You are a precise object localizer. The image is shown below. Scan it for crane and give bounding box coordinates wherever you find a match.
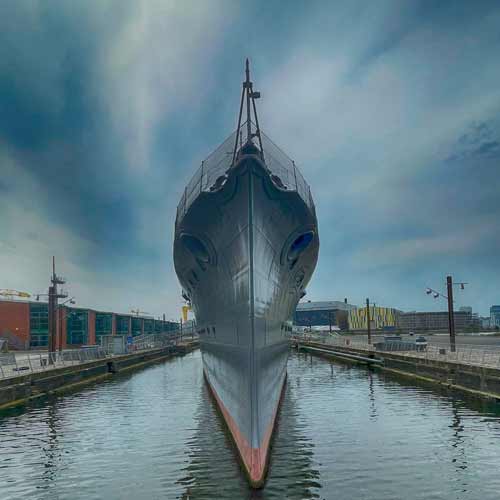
[131,308,150,317]
[0,289,31,300]
[182,304,192,323]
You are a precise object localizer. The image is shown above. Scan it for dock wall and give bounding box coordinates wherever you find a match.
[0,342,199,410]
[296,341,500,401]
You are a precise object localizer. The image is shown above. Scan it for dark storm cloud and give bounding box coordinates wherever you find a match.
[0,1,135,257]
[1,0,499,316]
[0,0,237,315]
[447,122,500,162]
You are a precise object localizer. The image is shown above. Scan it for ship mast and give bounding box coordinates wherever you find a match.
[232,59,264,164]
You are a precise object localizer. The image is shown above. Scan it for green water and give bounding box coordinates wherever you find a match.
[1,350,500,499]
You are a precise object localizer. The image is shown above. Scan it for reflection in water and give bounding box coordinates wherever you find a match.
[41,402,60,485]
[367,371,378,421]
[1,350,500,499]
[178,379,321,499]
[175,382,248,498]
[450,398,469,497]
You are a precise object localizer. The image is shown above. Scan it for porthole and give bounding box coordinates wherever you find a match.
[181,234,210,263]
[287,231,314,262]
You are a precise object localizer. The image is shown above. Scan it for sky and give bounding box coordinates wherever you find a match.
[0,0,499,319]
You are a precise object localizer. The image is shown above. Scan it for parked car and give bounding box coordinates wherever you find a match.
[415,336,427,351]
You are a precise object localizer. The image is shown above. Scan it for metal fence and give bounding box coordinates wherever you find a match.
[0,347,108,379]
[293,334,500,369]
[0,331,198,380]
[176,120,314,222]
[126,333,179,352]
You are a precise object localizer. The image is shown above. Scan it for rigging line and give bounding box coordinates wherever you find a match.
[245,58,252,143]
[251,94,264,161]
[232,84,245,164]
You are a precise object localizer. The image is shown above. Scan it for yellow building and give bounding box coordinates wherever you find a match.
[348,306,400,331]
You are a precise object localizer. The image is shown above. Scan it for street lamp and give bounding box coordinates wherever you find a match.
[57,297,76,352]
[425,276,467,353]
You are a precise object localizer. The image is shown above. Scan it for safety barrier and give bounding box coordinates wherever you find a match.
[292,334,500,369]
[0,331,199,380]
[0,347,107,379]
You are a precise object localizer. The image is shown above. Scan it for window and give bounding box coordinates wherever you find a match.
[116,316,130,335]
[131,317,142,336]
[96,313,112,341]
[30,303,49,347]
[144,319,154,334]
[67,309,88,345]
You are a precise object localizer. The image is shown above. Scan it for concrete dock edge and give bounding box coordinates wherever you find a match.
[0,342,199,411]
[295,341,500,402]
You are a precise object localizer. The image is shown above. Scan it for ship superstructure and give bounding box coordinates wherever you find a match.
[173,60,319,486]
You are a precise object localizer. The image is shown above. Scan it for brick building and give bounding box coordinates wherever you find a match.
[0,299,178,350]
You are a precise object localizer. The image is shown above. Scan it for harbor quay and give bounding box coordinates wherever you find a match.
[293,334,500,401]
[2,344,500,499]
[0,335,199,410]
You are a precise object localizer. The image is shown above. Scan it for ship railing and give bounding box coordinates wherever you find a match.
[176,121,315,221]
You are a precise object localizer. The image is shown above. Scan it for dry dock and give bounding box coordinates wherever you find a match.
[293,337,500,401]
[0,341,199,410]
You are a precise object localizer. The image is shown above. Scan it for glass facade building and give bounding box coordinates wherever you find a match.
[2,300,183,350]
[95,313,112,342]
[491,306,500,328]
[143,319,154,334]
[115,315,130,336]
[29,303,49,347]
[131,317,142,337]
[66,308,88,345]
[154,320,162,334]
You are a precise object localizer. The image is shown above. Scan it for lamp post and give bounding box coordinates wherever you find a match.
[366,298,371,345]
[446,276,456,354]
[57,297,76,353]
[425,276,468,353]
[48,257,67,362]
[36,258,73,363]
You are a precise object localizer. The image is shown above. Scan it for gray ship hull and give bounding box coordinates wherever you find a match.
[174,144,319,486]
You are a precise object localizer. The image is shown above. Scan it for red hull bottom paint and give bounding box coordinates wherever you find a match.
[204,369,287,488]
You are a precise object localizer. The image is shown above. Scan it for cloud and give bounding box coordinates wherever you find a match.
[1,0,499,317]
[447,121,500,161]
[0,1,238,317]
[252,1,500,313]
[349,219,499,271]
[97,0,236,171]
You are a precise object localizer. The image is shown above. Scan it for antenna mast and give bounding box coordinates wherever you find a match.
[232,59,264,164]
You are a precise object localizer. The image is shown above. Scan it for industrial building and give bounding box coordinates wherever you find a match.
[294,300,356,330]
[0,299,179,350]
[348,306,401,331]
[398,310,480,332]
